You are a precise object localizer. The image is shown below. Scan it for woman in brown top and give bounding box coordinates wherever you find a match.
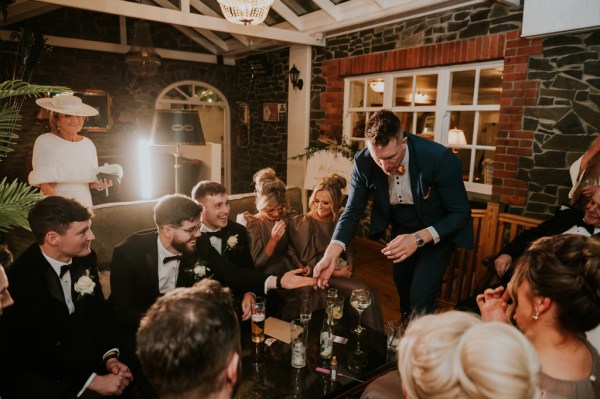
[237,168,318,319]
[288,173,383,333]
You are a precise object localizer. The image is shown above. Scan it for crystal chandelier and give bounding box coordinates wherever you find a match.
[217,0,274,25]
[125,20,161,78]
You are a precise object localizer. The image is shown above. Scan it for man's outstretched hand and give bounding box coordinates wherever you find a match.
[313,243,344,289]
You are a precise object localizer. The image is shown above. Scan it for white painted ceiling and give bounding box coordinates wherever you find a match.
[3,0,518,64]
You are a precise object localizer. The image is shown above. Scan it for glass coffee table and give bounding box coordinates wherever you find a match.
[235,307,395,399]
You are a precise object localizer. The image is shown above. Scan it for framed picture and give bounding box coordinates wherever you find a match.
[79,89,112,131]
[263,102,279,122]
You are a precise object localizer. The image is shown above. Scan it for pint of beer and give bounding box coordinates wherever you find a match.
[251,297,266,343]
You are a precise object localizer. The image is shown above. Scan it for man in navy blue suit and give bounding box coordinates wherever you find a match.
[314,110,473,316]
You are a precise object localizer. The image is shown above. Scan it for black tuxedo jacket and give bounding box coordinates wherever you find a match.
[500,207,587,259]
[198,220,255,270]
[110,229,266,361]
[0,245,114,398]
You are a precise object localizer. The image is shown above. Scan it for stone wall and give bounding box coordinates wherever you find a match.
[309,2,600,219]
[1,8,237,202]
[231,51,291,194]
[517,32,600,217]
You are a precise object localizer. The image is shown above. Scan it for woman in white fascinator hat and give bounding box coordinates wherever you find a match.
[29,94,121,207]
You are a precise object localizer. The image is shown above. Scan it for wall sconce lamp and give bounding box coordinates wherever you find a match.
[289,64,303,90]
[448,127,467,153]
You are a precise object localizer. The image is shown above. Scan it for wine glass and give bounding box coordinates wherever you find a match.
[350,289,371,335]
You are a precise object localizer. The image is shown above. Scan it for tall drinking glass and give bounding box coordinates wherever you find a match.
[300,294,311,324]
[290,319,307,368]
[350,289,371,335]
[251,297,266,343]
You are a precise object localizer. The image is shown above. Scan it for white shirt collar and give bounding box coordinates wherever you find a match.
[41,251,72,277]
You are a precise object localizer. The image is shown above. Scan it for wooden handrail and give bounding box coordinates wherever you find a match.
[438,203,542,308]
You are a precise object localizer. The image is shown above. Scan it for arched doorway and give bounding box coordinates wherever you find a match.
[155,80,231,191]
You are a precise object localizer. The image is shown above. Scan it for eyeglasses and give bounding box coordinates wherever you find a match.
[170,225,201,235]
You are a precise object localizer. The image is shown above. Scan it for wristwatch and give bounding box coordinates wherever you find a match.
[414,232,425,248]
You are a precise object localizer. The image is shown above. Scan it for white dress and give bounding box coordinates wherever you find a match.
[29,133,99,207]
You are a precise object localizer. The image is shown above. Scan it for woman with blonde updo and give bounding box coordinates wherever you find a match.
[237,168,315,319]
[478,234,600,398]
[288,173,383,332]
[362,311,541,399]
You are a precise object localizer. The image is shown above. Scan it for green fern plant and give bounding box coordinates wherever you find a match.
[0,80,69,232]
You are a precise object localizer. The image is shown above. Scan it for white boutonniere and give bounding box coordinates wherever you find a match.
[224,234,239,253]
[186,260,212,282]
[74,269,96,297]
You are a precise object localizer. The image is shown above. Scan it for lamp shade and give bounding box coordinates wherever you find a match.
[150,110,206,145]
[448,128,467,146]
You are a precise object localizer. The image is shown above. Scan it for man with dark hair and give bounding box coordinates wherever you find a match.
[314,110,473,316]
[192,181,254,270]
[137,279,240,399]
[193,181,256,319]
[0,196,132,399]
[111,194,312,398]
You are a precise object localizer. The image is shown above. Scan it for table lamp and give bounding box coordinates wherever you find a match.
[448,127,467,153]
[150,109,206,193]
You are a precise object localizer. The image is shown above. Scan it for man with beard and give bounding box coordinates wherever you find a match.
[0,196,132,399]
[136,279,240,399]
[110,194,313,399]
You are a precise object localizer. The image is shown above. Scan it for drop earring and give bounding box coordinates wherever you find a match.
[533,312,539,321]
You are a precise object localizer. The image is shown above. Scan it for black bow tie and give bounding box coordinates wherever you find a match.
[204,230,223,239]
[575,219,596,235]
[163,255,185,264]
[59,264,71,278]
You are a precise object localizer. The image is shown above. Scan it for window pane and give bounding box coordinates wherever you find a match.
[475,149,495,184]
[478,68,502,105]
[449,111,475,145]
[394,76,413,106]
[415,74,437,105]
[416,112,435,134]
[350,112,366,140]
[477,111,499,146]
[454,148,471,182]
[349,81,364,107]
[450,70,475,105]
[367,78,384,107]
[395,112,414,134]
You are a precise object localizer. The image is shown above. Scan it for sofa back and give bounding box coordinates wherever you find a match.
[7,187,303,271]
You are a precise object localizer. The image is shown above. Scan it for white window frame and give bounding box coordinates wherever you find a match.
[343,60,503,195]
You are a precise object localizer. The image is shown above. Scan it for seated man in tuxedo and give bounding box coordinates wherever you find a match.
[193,180,257,320]
[136,279,240,399]
[458,188,600,312]
[0,196,132,399]
[0,264,13,316]
[111,194,313,398]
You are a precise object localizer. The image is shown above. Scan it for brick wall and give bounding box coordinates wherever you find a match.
[311,3,600,218]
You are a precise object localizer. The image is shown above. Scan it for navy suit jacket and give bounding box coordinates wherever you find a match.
[333,133,474,248]
[0,245,113,397]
